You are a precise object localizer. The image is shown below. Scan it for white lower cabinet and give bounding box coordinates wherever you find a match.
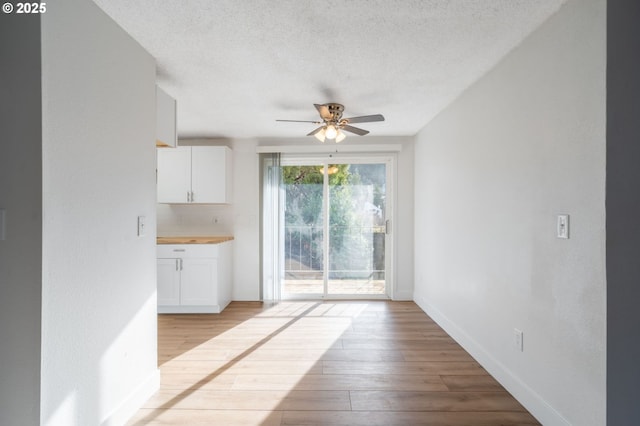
[157,258,181,305]
[180,258,217,306]
[157,243,232,313]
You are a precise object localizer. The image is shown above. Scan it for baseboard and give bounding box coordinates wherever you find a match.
[158,305,222,313]
[392,290,413,301]
[413,294,570,426]
[101,368,160,426]
[219,299,231,312]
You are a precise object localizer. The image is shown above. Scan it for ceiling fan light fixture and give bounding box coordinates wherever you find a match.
[314,127,326,142]
[325,124,338,140]
[319,165,340,175]
[277,103,385,142]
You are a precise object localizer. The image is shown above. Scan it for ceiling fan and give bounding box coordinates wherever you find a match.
[277,103,385,143]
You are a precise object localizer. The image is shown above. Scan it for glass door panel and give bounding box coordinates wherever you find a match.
[282,165,324,296]
[327,163,386,295]
[281,159,389,299]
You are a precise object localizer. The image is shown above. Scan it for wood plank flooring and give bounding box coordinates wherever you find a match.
[127,301,540,425]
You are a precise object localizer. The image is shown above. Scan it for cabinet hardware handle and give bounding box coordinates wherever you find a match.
[187,191,191,202]
[179,259,183,270]
[175,259,179,271]
[191,191,195,202]
[385,219,391,235]
[173,249,186,252]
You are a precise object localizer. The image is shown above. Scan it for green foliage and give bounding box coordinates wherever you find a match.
[282,164,354,226]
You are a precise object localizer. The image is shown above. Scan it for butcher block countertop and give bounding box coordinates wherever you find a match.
[157,236,234,245]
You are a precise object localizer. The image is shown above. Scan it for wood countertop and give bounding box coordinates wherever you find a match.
[157,236,234,245]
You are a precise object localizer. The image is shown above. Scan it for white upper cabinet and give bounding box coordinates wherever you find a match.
[157,146,191,203]
[157,146,232,204]
[191,146,232,203]
[156,85,176,147]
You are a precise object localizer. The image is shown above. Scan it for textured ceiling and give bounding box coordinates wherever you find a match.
[92,0,568,139]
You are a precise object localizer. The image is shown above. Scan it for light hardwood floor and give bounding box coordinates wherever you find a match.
[128,301,540,425]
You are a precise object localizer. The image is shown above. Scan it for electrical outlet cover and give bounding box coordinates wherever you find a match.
[514,328,524,352]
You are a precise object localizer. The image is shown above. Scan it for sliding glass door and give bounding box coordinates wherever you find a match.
[281,155,392,299]
[327,162,387,296]
[282,162,325,296]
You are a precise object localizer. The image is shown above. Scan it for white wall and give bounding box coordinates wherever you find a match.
[393,138,415,300]
[0,14,43,426]
[159,136,414,301]
[413,0,605,424]
[41,0,159,424]
[231,139,262,300]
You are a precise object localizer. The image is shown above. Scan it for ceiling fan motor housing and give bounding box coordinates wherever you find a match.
[325,103,344,121]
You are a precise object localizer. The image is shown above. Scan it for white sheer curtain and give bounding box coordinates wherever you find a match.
[260,153,283,303]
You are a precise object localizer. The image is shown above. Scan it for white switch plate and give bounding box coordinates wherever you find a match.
[0,209,5,240]
[137,215,146,237]
[557,214,569,239]
[514,328,524,352]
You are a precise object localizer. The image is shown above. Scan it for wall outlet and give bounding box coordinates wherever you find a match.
[514,328,524,352]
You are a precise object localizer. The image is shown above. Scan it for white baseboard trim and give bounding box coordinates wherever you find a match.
[101,368,160,426]
[392,290,413,301]
[158,305,222,314]
[413,295,570,426]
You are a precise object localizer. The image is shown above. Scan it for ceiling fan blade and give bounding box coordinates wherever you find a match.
[343,114,385,124]
[276,119,321,123]
[314,104,332,121]
[307,126,325,136]
[341,124,370,136]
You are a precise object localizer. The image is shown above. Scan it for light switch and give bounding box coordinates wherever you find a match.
[557,214,569,239]
[137,215,146,237]
[0,209,5,240]
[514,328,524,352]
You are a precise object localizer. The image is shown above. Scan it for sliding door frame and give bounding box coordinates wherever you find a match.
[280,152,396,300]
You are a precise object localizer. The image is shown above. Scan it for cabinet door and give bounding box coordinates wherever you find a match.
[157,147,191,203]
[156,86,176,147]
[180,258,217,305]
[157,258,181,305]
[191,146,230,203]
